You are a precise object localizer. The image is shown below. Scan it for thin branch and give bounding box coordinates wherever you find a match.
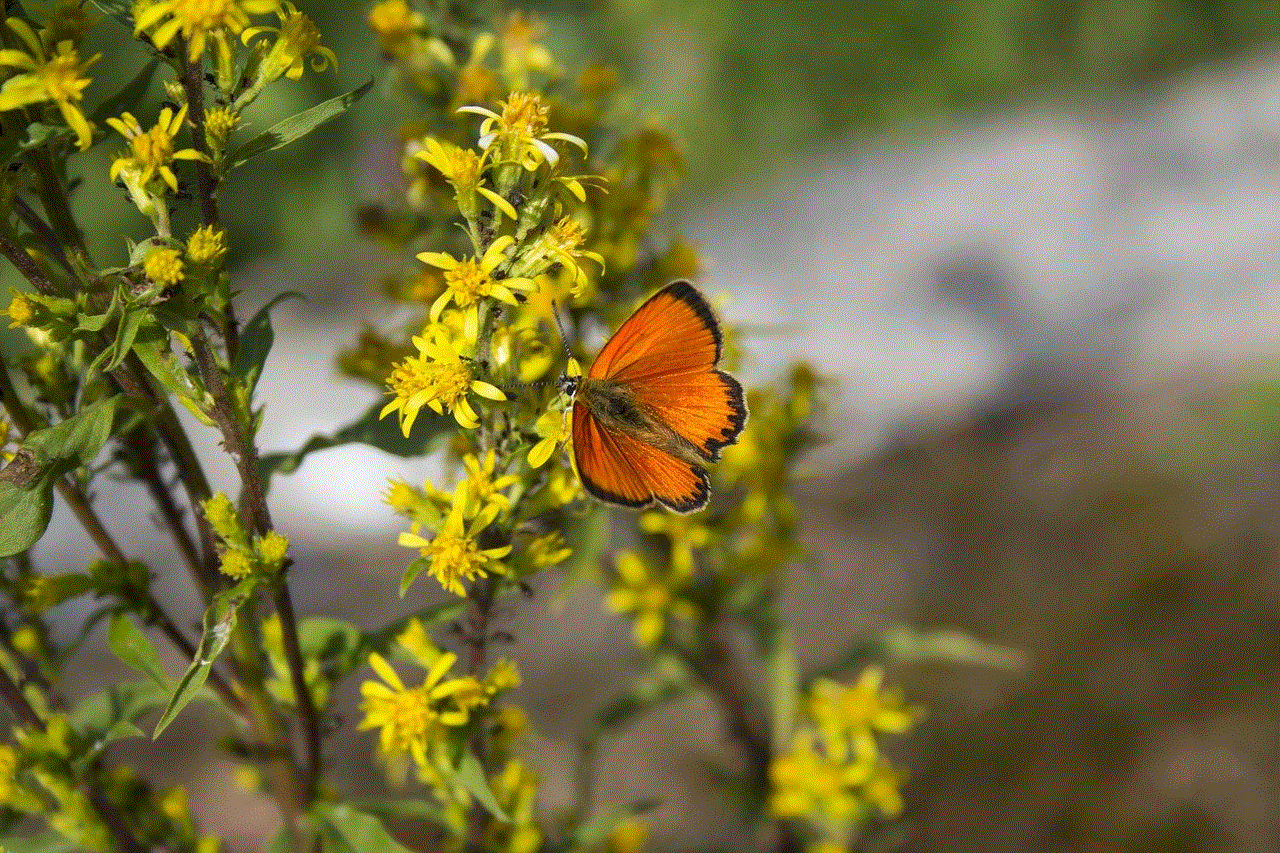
[0,234,57,296]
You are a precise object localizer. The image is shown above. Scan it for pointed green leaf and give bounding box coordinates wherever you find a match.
[228,79,374,169]
[104,305,148,372]
[108,613,172,689]
[232,291,303,395]
[316,804,413,853]
[3,830,79,852]
[346,799,447,823]
[87,0,133,27]
[454,750,508,821]
[811,625,1027,686]
[154,578,257,737]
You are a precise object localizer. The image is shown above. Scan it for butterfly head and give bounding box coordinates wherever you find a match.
[558,356,584,399]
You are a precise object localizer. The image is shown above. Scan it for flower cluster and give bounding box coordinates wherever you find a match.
[770,668,920,846]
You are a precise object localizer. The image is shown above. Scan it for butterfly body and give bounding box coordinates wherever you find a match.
[568,280,747,513]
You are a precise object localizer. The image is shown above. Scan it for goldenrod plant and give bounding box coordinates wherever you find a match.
[0,3,1017,851]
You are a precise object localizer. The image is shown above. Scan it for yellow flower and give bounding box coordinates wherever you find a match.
[108,106,210,213]
[398,490,511,596]
[807,667,917,739]
[186,224,226,264]
[3,288,34,328]
[605,820,647,853]
[358,650,481,769]
[257,530,288,567]
[524,531,570,570]
[461,450,517,518]
[202,491,240,540]
[0,18,99,150]
[511,216,604,289]
[241,1,336,83]
[218,549,254,579]
[497,11,554,88]
[414,137,517,221]
[606,552,697,648]
[383,478,418,514]
[528,406,569,468]
[639,511,711,576]
[484,659,521,695]
[863,759,906,818]
[460,92,587,171]
[0,743,17,805]
[368,0,423,59]
[134,0,279,61]
[417,236,536,331]
[768,730,873,823]
[380,322,506,434]
[203,106,238,150]
[143,246,185,286]
[485,759,542,853]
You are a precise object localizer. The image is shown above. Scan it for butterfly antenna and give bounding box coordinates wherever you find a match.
[551,300,574,359]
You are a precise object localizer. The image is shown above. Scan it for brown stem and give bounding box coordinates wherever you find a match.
[188,328,323,802]
[0,234,57,296]
[463,576,497,852]
[11,197,79,284]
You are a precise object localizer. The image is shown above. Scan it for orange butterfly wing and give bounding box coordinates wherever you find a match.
[589,281,746,461]
[571,281,746,512]
[572,404,710,512]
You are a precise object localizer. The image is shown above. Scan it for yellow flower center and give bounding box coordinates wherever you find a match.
[427,529,486,591]
[5,292,34,327]
[440,147,481,187]
[204,107,238,145]
[444,258,491,307]
[39,50,92,103]
[278,8,320,53]
[639,582,670,612]
[500,92,548,138]
[219,549,254,578]
[186,225,226,263]
[546,217,586,252]
[383,479,417,512]
[168,0,246,35]
[131,125,175,168]
[143,247,185,286]
[377,686,435,753]
[429,362,471,407]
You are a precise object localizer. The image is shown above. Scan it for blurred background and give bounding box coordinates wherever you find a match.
[16,1,1280,850]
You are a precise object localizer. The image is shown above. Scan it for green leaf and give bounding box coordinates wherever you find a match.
[454,750,508,821]
[90,57,161,124]
[258,399,450,487]
[316,804,413,853]
[154,578,257,737]
[104,305,148,372]
[232,291,303,396]
[346,799,448,823]
[22,398,119,468]
[811,626,1027,685]
[108,613,172,689]
[0,479,53,557]
[132,329,216,426]
[68,679,170,763]
[228,79,374,169]
[571,800,660,848]
[296,616,362,681]
[263,828,293,853]
[3,831,79,853]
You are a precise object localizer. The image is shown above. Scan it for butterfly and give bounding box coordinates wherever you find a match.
[563,280,747,513]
